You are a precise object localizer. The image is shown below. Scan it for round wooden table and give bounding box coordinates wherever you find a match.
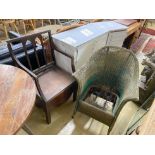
[0,65,36,134]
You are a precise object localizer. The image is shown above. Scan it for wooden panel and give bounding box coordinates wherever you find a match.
[0,65,36,134]
[48,86,73,107]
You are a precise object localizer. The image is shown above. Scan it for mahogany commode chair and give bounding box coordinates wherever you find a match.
[7,30,76,124]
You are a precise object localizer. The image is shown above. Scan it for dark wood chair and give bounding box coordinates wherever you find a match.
[7,30,77,124]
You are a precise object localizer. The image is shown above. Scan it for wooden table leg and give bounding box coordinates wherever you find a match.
[22,124,34,135]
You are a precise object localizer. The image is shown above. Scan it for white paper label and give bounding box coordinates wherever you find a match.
[80,28,93,37]
[62,37,77,45]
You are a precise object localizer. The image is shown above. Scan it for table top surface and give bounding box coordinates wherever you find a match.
[0,65,36,134]
[127,22,141,36]
[28,22,140,39]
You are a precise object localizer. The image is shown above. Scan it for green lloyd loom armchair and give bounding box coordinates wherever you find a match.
[72,46,139,134]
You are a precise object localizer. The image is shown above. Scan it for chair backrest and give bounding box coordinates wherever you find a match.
[7,30,54,75]
[73,46,139,114]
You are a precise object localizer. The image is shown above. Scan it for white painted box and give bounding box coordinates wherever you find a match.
[52,21,127,73]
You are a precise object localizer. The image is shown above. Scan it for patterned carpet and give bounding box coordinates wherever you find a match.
[142,28,155,35]
[131,33,155,54]
[143,38,155,53]
[130,33,151,53]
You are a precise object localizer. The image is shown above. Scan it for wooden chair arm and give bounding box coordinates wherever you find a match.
[12,55,37,79]
[50,38,75,73]
[54,47,75,73]
[12,53,48,102]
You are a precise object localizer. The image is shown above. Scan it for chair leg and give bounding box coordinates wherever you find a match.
[54,19,57,24]
[107,127,112,135]
[48,19,52,25]
[41,20,44,27]
[72,102,78,119]
[13,23,19,33]
[72,110,76,119]
[22,21,27,34]
[30,20,35,30]
[73,82,78,102]
[44,105,51,124]
[8,23,12,30]
[107,119,116,135]
[33,20,36,28]
[73,89,77,102]
[72,82,78,119]
[3,25,8,38]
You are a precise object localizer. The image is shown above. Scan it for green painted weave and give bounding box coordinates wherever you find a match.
[73,46,139,116]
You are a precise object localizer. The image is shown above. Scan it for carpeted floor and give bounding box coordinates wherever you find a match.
[130,20,155,54]
[131,33,155,54]
[130,33,150,53]
[142,28,155,35]
[143,38,155,53]
[17,99,146,135]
